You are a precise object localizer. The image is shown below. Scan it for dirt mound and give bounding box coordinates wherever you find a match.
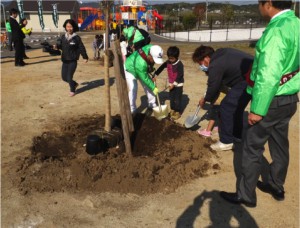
[16,114,220,195]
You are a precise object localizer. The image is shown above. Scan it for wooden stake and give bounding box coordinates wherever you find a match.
[111,41,134,155]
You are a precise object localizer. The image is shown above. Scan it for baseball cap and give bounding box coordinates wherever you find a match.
[150,45,163,64]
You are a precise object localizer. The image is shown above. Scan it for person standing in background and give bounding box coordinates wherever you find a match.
[9,8,26,67]
[5,20,13,51]
[220,0,299,208]
[20,18,32,59]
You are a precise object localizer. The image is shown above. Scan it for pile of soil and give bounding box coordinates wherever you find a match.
[16,114,220,195]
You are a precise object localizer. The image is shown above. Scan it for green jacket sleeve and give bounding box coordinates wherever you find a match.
[248,11,300,116]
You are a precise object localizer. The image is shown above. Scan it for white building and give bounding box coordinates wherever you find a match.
[6,0,80,32]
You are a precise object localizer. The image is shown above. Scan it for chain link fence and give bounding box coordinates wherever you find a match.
[155,18,268,42]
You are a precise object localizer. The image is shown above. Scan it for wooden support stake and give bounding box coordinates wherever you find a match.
[111,41,134,155]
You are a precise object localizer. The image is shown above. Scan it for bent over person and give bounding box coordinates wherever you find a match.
[192,46,253,151]
[125,44,163,113]
[220,0,299,208]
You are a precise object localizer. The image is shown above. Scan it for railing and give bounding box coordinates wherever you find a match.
[155,20,267,42]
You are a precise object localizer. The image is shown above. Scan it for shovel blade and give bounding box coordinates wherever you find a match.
[153,104,168,120]
[184,115,201,128]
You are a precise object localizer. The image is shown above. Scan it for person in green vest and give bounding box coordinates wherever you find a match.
[5,20,13,51]
[125,44,163,114]
[220,0,299,208]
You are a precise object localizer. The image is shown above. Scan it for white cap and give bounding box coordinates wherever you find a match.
[150,45,163,64]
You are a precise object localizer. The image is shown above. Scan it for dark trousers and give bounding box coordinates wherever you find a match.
[14,39,24,65]
[238,94,298,204]
[61,61,78,92]
[219,81,251,143]
[7,32,13,50]
[170,86,183,113]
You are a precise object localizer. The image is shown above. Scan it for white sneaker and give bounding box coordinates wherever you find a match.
[210,141,233,151]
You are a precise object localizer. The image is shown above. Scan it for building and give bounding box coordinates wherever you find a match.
[6,0,80,32]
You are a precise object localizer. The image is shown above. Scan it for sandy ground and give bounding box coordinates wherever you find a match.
[1,34,299,227]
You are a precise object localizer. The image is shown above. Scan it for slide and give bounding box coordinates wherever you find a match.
[153,10,163,29]
[80,14,98,30]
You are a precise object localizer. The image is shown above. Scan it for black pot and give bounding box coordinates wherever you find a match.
[86,135,103,155]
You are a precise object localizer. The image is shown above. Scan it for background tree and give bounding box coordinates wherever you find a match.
[100,0,114,132]
[182,12,197,30]
[221,2,234,24]
[193,3,206,29]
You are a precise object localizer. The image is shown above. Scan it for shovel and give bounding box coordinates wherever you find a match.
[184,105,201,128]
[153,93,168,120]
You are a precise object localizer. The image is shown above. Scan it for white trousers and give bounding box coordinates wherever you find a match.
[125,70,156,113]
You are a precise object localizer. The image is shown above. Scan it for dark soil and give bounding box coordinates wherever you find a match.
[15,114,220,195]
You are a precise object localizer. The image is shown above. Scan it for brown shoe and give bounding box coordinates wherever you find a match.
[169,109,175,117]
[171,111,181,120]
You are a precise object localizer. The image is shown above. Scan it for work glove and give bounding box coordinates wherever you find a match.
[153,87,159,96]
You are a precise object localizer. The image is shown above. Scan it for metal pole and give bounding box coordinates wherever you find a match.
[1,3,6,26]
[249,22,252,39]
[226,23,229,41]
[205,0,208,23]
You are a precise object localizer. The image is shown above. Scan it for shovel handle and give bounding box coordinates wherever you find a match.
[194,105,201,117]
[156,94,162,113]
[191,105,201,121]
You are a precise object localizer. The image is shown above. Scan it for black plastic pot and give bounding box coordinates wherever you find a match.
[86,135,104,155]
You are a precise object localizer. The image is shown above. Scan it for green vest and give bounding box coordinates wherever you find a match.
[125,44,156,91]
[248,10,300,116]
[5,22,11,32]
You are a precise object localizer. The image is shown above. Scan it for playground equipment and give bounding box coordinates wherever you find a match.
[78,7,105,30]
[146,9,163,30]
[120,0,147,27]
[77,1,163,31]
[120,1,163,30]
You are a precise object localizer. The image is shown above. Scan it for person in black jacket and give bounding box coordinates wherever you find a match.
[54,19,88,97]
[9,8,26,67]
[192,45,253,151]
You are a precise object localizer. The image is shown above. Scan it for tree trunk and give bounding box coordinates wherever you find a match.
[104,3,111,132]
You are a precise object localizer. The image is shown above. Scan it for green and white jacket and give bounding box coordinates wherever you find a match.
[125,44,156,92]
[248,10,300,116]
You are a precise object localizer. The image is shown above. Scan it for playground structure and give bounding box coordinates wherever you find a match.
[146,9,163,30]
[78,1,163,31]
[78,7,104,30]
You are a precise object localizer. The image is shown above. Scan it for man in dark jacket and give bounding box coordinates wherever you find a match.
[192,46,253,151]
[9,8,26,67]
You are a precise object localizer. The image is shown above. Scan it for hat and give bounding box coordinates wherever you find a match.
[150,45,163,64]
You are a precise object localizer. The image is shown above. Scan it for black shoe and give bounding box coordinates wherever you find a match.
[220,191,256,208]
[20,61,27,65]
[15,63,25,67]
[24,56,29,59]
[257,181,285,201]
